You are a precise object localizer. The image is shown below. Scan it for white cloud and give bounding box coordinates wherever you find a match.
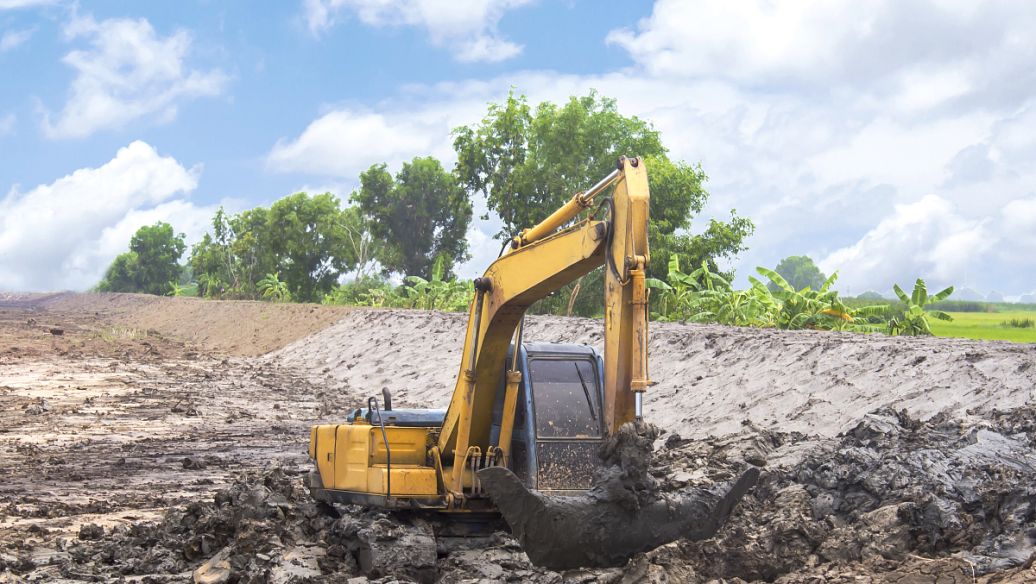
[607,0,1036,115]
[267,101,483,177]
[0,141,215,291]
[303,0,530,62]
[0,113,14,135]
[0,26,34,51]
[0,0,54,8]
[274,1,1036,292]
[41,15,228,139]
[818,196,991,292]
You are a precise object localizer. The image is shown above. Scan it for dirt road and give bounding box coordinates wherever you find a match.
[1,294,1035,583]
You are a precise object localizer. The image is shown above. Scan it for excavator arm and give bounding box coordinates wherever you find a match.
[437,156,651,496]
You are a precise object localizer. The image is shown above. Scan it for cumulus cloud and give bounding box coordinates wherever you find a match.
[41,15,228,139]
[274,1,1036,292]
[266,97,489,177]
[607,0,1036,105]
[0,141,215,291]
[819,195,993,292]
[303,0,531,62]
[0,26,34,51]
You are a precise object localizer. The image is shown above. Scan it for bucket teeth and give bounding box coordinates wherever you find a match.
[479,466,760,570]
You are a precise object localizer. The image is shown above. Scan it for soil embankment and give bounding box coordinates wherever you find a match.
[28,292,353,356]
[272,308,1036,438]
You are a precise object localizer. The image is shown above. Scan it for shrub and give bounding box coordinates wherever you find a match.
[1001,318,1035,329]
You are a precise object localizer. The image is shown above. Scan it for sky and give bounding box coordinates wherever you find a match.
[1,0,1035,299]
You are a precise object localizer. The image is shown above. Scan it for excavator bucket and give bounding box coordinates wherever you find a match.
[478,466,760,570]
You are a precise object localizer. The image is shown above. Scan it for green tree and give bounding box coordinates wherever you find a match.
[770,255,827,293]
[266,192,353,302]
[340,205,383,280]
[355,157,472,279]
[453,90,753,315]
[98,222,186,295]
[189,208,235,297]
[454,90,665,236]
[97,252,140,293]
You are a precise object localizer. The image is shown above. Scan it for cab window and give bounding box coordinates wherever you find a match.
[529,358,601,439]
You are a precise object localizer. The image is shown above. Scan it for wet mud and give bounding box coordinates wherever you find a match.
[3,296,1036,583]
[480,421,759,570]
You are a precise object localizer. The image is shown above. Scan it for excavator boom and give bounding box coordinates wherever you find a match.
[437,156,651,495]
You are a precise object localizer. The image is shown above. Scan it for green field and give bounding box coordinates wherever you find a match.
[930,310,1036,343]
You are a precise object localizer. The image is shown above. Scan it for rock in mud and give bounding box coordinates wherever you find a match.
[355,516,436,583]
[76,524,103,541]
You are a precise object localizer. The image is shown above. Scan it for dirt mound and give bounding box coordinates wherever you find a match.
[270,308,1036,438]
[40,293,352,356]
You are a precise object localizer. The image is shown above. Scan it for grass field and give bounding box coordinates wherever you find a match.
[930,310,1036,343]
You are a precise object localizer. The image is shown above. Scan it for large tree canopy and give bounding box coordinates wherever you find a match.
[189,194,354,302]
[452,90,754,315]
[98,222,186,295]
[355,156,472,279]
[266,192,353,302]
[454,90,666,236]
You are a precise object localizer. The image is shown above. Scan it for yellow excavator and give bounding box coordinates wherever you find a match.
[307,157,757,569]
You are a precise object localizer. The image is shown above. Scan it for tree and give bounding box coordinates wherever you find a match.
[97,252,140,293]
[266,192,353,302]
[355,157,472,279]
[340,205,383,280]
[771,255,827,293]
[454,90,666,237]
[453,90,753,315]
[98,222,186,295]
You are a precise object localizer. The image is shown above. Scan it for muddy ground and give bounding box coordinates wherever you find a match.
[1,293,1035,583]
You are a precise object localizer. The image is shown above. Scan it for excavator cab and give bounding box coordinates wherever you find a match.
[308,342,607,507]
[492,343,605,493]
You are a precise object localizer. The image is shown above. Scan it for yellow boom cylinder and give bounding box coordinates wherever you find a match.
[512,168,621,248]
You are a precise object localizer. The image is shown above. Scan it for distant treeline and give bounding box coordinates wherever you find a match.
[98,90,754,318]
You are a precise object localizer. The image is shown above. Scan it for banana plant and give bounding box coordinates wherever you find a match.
[257,272,292,303]
[888,279,953,336]
[646,255,702,321]
[168,281,187,297]
[400,256,473,311]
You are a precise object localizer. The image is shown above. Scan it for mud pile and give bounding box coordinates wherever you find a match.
[9,406,1036,583]
[641,406,1036,582]
[48,466,562,583]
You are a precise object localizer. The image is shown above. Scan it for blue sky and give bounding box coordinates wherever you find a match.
[2,0,1035,300]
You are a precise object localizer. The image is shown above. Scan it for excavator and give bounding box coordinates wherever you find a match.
[307,156,758,570]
